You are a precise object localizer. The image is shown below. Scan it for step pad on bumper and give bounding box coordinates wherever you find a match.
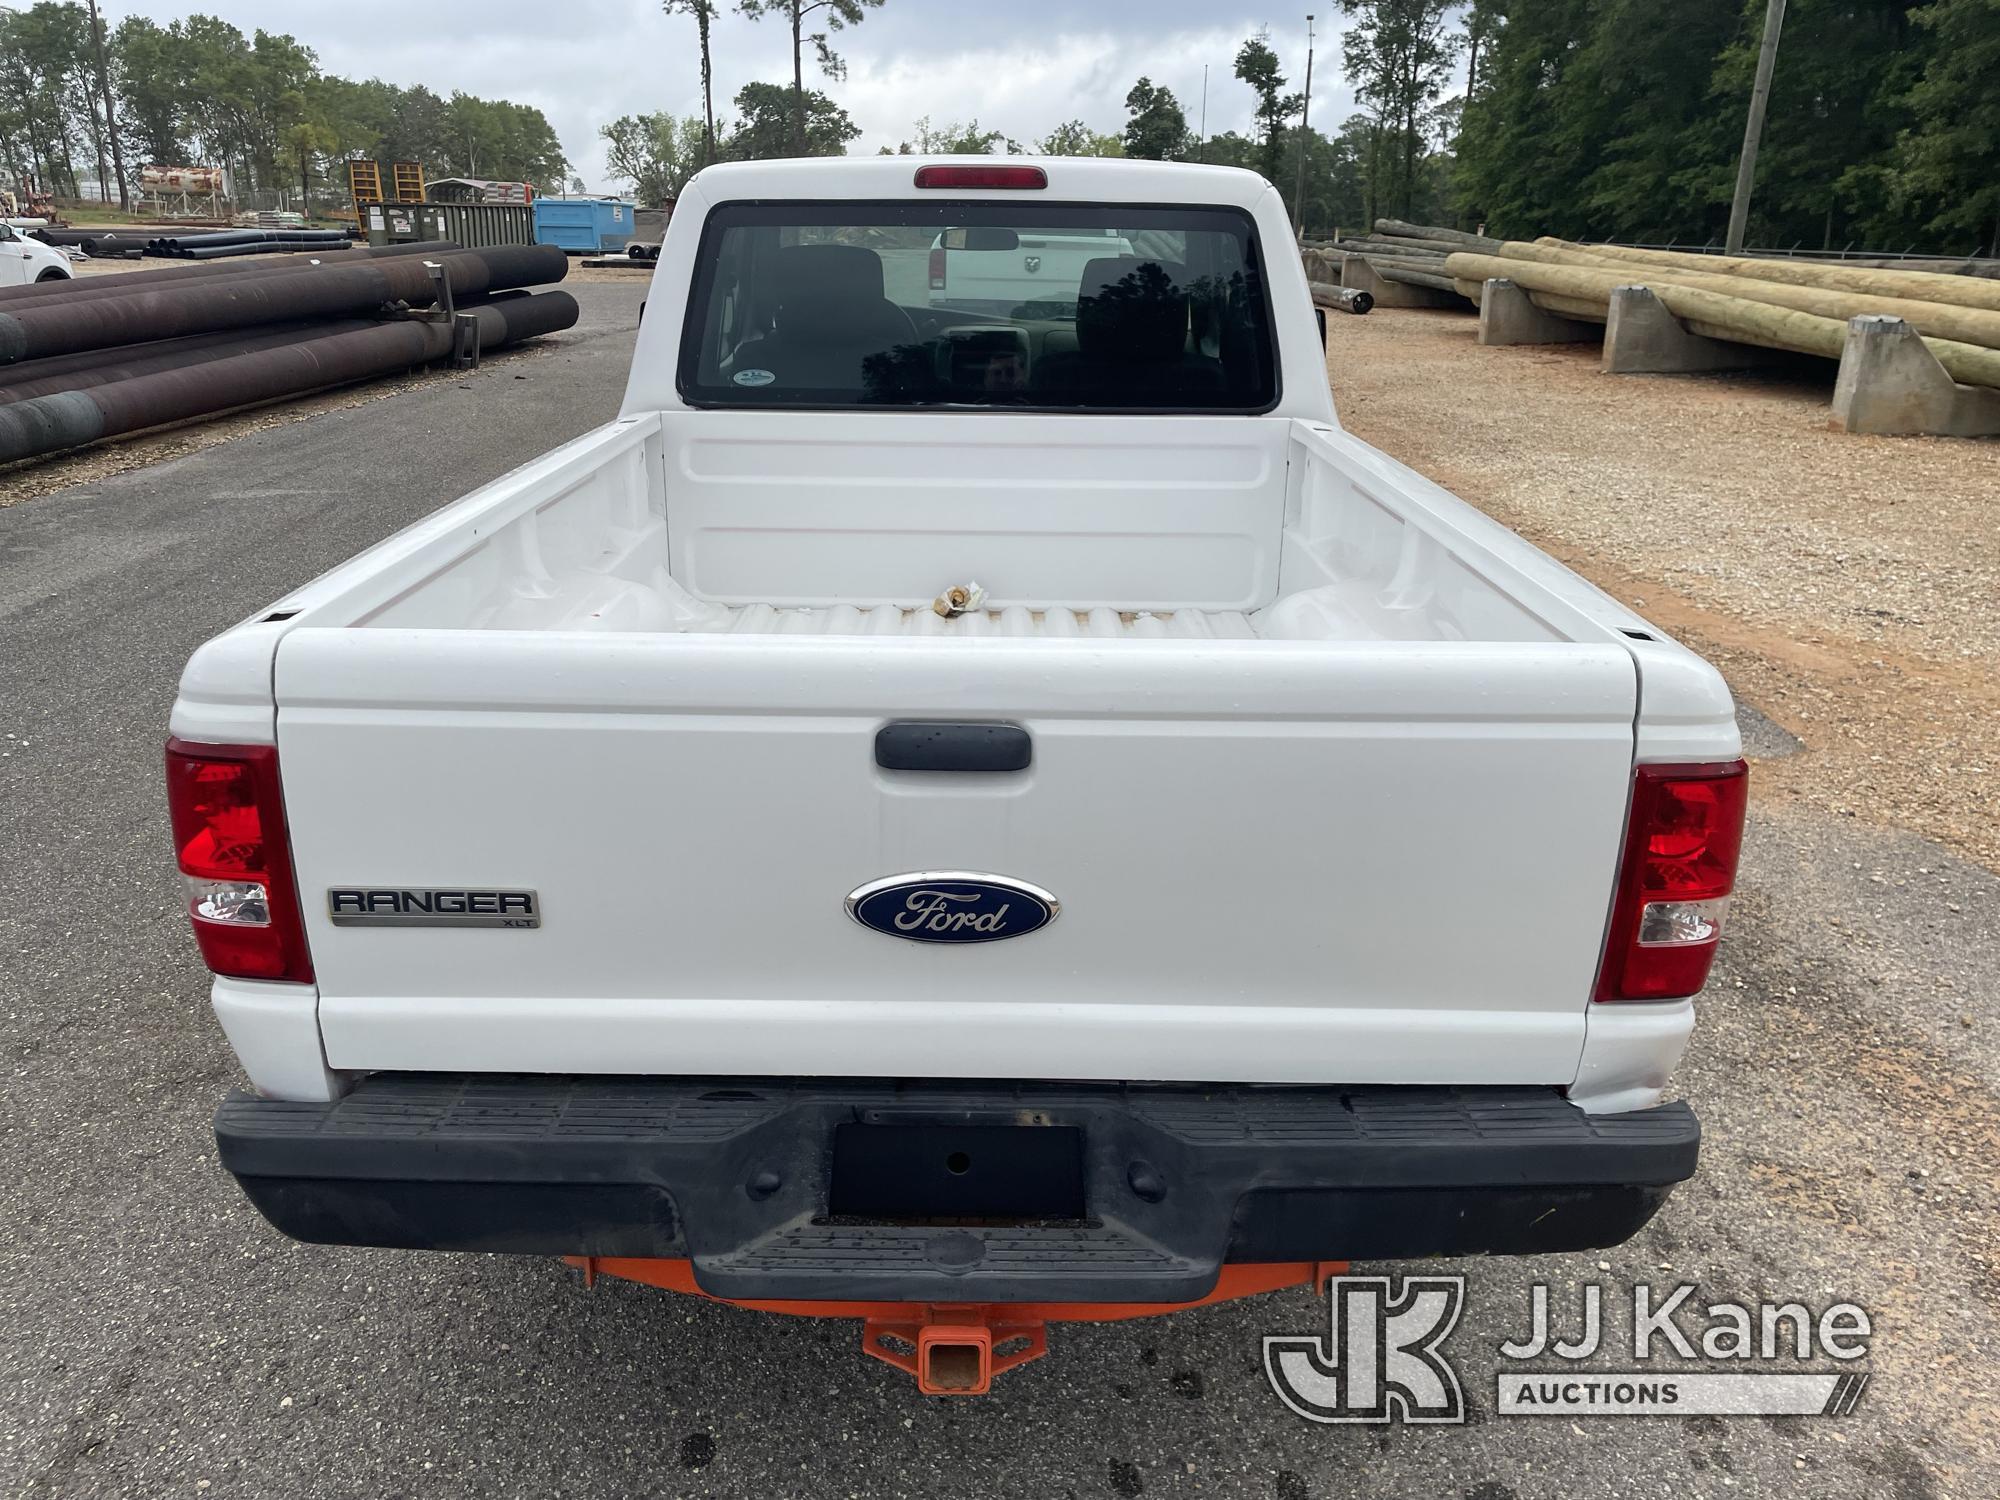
[217,1077,1698,1303]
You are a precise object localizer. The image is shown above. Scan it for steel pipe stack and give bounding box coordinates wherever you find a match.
[0,244,570,365]
[0,242,579,465]
[0,241,460,309]
[144,228,355,259]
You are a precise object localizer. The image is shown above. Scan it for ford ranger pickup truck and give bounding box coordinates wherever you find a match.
[176,158,1744,1395]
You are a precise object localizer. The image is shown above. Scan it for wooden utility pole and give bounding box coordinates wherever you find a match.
[1292,15,1314,238]
[86,0,129,210]
[790,2,807,156]
[1725,0,1786,255]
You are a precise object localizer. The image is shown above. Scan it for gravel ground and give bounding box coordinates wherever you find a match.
[0,284,1993,1498]
[1323,307,2000,874]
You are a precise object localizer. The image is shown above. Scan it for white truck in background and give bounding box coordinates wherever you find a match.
[174,158,1745,1396]
[926,223,1133,317]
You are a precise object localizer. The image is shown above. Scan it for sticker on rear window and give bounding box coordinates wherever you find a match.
[733,368,775,386]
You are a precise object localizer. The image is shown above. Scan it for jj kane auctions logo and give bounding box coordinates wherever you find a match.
[1265,1277,1873,1423]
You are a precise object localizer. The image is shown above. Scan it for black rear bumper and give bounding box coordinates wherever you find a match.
[216,1076,1698,1304]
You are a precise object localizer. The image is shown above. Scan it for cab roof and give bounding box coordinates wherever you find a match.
[678,155,1278,209]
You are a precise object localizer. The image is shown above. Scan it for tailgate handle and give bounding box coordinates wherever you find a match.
[876,722,1031,773]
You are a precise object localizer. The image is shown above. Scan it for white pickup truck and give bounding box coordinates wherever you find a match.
[178,158,1744,1395]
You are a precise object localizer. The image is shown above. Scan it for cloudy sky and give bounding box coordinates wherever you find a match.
[98,0,1368,189]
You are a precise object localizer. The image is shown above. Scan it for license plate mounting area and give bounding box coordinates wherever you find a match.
[827,1121,1085,1223]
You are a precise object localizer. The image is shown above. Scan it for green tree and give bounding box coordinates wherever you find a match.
[601,111,708,202]
[1637,0,1898,248]
[92,19,572,208]
[1037,119,1123,157]
[887,116,1007,154]
[1270,121,1369,235]
[1234,33,1301,182]
[725,80,858,159]
[662,0,720,165]
[1395,0,1992,252]
[1898,0,2000,253]
[1121,78,1188,160]
[1337,1,1460,221]
[441,92,567,186]
[1453,0,1601,237]
[1462,0,1501,100]
[1197,130,1259,171]
[279,116,338,215]
[735,0,883,156]
[0,4,98,197]
[234,30,319,192]
[110,16,191,164]
[380,85,453,170]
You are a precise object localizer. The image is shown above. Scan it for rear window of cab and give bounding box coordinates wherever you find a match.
[677,201,1278,412]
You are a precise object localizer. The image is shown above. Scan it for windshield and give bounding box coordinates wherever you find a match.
[677,201,1277,411]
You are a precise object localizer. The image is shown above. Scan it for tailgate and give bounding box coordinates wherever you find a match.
[276,629,1636,1084]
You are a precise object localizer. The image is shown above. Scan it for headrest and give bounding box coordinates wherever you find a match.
[774,243,887,303]
[1075,256,1192,361]
[770,243,895,345]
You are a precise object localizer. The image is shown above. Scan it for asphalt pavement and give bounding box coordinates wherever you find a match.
[1,281,1992,1499]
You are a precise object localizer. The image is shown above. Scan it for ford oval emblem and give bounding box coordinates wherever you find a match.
[846,871,1059,944]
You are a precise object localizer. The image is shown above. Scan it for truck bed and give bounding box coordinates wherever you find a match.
[697,602,1262,639]
[258,412,1643,648]
[175,409,1733,1110]
[171,158,1737,1115]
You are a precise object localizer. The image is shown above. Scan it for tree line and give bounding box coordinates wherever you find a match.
[627,0,1998,255]
[610,14,1446,238]
[1457,0,1998,254]
[0,3,569,211]
[17,0,1987,254]
[604,20,1368,221]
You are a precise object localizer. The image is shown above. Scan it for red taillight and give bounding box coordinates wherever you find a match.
[1595,760,1748,1002]
[912,165,1048,190]
[928,244,947,290]
[165,739,313,983]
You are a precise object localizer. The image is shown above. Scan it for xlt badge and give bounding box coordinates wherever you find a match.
[328,888,540,928]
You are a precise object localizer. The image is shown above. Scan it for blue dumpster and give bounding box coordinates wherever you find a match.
[533,198,636,254]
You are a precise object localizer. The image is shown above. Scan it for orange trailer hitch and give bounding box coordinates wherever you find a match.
[565,1256,1349,1395]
